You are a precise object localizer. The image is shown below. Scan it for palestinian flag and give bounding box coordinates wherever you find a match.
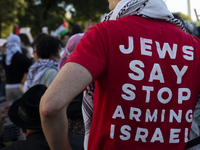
[13,23,20,35]
[54,19,68,36]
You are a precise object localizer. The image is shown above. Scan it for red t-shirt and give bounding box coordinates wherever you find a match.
[67,15,200,150]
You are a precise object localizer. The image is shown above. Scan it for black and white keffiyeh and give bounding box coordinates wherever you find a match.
[82,82,95,150]
[23,59,58,92]
[82,0,186,149]
[103,0,186,31]
[5,34,22,66]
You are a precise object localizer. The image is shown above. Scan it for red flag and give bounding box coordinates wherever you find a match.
[62,19,67,28]
[14,23,20,35]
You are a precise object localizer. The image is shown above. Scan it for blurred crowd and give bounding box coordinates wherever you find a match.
[0,11,200,150]
[0,24,85,150]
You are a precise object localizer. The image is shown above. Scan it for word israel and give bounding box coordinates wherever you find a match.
[110,124,189,143]
[109,106,192,143]
[119,36,194,61]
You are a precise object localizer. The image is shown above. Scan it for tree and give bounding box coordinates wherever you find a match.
[68,0,109,22]
[0,0,27,38]
[0,0,109,39]
[17,0,66,38]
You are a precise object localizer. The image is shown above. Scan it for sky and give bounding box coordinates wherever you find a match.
[164,0,200,21]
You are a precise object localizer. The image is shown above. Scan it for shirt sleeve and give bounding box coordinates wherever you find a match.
[67,25,107,81]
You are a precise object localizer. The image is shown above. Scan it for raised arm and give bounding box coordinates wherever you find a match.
[39,62,93,150]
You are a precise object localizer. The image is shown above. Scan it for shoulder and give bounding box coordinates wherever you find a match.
[44,68,58,75]
[42,68,58,80]
[40,68,58,87]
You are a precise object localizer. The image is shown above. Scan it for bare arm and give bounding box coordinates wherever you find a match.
[40,62,93,150]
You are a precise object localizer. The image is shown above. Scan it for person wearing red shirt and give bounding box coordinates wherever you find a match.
[40,0,200,150]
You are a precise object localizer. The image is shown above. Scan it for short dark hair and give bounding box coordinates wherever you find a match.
[32,33,47,48]
[71,24,83,36]
[36,35,61,59]
[18,33,31,46]
[61,32,71,40]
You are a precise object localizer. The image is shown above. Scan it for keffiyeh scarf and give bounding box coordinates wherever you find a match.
[5,34,22,66]
[58,33,84,70]
[23,59,58,92]
[83,0,186,149]
[103,0,186,31]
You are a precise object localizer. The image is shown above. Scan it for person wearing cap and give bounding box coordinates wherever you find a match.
[40,0,200,150]
[1,84,50,150]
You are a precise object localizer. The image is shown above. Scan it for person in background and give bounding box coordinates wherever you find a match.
[2,34,32,102]
[0,103,12,148]
[60,32,71,50]
[18,33,34,60]
[40,0,200,150]
[32,33,48,62]
[0,103,12,137]
[70,24,83,36]
[58,33,84,70]
[2,34,32,145]
[0,43,6,98]
[1,84,50,150]
[59,32,71,58]
[21,35,61,93]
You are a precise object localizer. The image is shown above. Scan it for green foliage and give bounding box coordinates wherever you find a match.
[17,0,66,38]
[0,0,27,38]
[174,12,200,27]
[178,12,192,21]
[69,0,109,22]
[0,0,109,39]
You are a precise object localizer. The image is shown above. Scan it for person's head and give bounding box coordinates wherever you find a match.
[8,84,47,136]
[18,33,31,47]
[71,24,83,36]
[58,33,84,70]
[6,34,21,49]
[34,33,48,46]
[32,33,48,61]
[61,32,71,47]
[36,35,61,61]
[108,0,121,10]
